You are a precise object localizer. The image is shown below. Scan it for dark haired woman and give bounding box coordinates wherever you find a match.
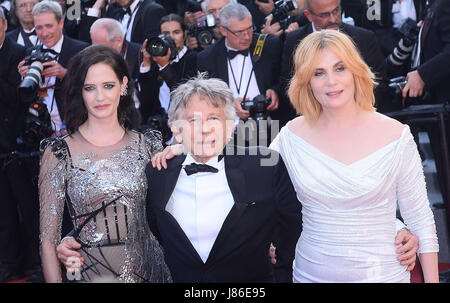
[140,13,197,125]
[38,44,172,283]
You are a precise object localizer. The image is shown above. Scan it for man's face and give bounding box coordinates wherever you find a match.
[15,0,38,27]
[0,18,7,45]
[172,95,233,164]
[91,27,123,53]
[220,16,253,50]
[304,0,341,30]
[117,0,132,8]
[206,0,229,22]
[34,12,64,48]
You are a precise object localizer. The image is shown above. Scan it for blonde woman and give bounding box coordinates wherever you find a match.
[270,30,439,282]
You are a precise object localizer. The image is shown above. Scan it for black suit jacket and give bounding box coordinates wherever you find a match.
[6,27,38,48]
[138,49,198,123]
[24,35,89,121]
[197,34,282,99]
[145,147,302,283]
[0,38,26,152]
[279,23,390,126]
[122,40,141,79]
[417,0,450,104]
[105,0,166,44]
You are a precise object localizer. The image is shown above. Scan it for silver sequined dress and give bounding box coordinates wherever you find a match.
[39,129,172,283]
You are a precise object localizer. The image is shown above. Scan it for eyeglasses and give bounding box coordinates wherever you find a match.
[223,25,256,37]
[308,6,341,19]
[17,2,37,9]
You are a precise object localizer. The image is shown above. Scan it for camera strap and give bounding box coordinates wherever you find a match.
[241,34,268,101]
[251,34,268,64]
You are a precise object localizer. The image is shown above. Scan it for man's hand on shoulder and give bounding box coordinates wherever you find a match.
[395,228,419,271]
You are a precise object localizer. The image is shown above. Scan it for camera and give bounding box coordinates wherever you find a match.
[19,46,58,98]
[388,76,407,96]
[241,94,272,122]
[270,0,299,30]
[187,14,216,46]
[388,75,430,108]
[146,34,178,60]
[387,18,420,68]
[16,98,53,151]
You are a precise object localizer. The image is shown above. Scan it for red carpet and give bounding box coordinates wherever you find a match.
[410,262,450,283]
[4,263,450,283]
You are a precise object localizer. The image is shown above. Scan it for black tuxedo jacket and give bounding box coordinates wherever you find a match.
[6,27,38,48]
[105,0,166,44]
[145,147,302,283]
[24,35,89,121]
[279,23,390,125]
[138,49,198,122]
[197,34,282,98]
[0,38,26,152]
[417,0,450,104]
[122,40,141,79]
[6,28,20,44]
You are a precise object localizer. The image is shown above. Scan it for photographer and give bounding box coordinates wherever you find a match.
[0,8,41,282]
[197,3,281,145]
[139,13,197,142]
[260,0,307,37]
[17,0,88,134]
[184,0,236,51]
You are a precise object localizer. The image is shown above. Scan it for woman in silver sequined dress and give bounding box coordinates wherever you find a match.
[38,45,172,283]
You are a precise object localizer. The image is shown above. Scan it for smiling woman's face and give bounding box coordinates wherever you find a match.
[309,48,355,111]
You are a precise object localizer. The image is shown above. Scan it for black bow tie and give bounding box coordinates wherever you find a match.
[184,163,219,176]
[119,7,132,19]
[25,30,36,37]
[227,49,248,59]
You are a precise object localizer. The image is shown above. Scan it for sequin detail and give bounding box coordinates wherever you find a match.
[39,129,172,283]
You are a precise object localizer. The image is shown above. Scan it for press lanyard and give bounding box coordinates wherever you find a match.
[228,55,253,99]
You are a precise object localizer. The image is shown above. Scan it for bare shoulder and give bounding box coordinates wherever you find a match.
[287,116,309,135]
[369,112,405,140]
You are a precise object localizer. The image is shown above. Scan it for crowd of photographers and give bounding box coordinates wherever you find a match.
[0,0,449,282]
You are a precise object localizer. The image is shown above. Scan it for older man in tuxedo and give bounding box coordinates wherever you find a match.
[144,75,302,282]
[197,3,282,139]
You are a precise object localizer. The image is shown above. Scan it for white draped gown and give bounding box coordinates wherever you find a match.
[270,123,439,283]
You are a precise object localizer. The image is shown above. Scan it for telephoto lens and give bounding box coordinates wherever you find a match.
[146,34,177,60]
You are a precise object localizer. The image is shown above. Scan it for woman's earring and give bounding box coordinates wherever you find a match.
[122,84,128,96]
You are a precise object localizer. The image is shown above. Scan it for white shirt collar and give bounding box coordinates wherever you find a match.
[173,46,188,63]
[225,39,239,52]
[23,27,36,34]
[128,0,140,13]
[43,35,64,54]
[182,154,223,171]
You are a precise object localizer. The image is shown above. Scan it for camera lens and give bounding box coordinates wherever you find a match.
[147,36,168,57]
[198,30,213,45]
[19,61,44,101]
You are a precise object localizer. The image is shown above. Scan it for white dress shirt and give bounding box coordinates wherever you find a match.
[17,28,40,47]
[165,154,235,263]
[122,0,140,42]
[42,36,64,131]
[225,40,261,125]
